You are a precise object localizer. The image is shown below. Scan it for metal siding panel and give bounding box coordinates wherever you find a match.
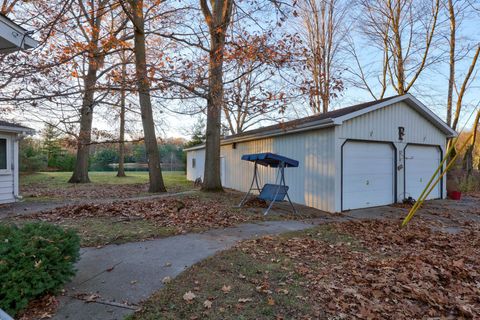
[220,129,335,212]
[337,101,448,206]
[338,101,445,146]
[0,174,13,202]
[186,149,206,181]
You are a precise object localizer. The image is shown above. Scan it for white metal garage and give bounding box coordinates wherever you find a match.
[342,141,395,210]
[405,145,442,200]
[185,94,456,212]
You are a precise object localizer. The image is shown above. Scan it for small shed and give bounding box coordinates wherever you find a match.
[185,94,456,213]
[0,121,34,204]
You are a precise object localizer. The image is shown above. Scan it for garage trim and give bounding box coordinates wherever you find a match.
[403,143,443,200]
[341,139,398,211]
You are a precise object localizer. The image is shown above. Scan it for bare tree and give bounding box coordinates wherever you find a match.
[0,0,18,14]
[450,44,480,131]
[298,0,347,113]
[463,109,480,175]
[117,50,129,177]
[121,0,167,192]
[350,0,441,97]
[222,30,297,134]
[69,0,109,183]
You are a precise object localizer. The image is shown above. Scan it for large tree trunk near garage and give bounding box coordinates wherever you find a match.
[130,0,166,192]
[69,60,98,184]
[202,34,225,191]
[117,59,127,178]
[200,0,233,191]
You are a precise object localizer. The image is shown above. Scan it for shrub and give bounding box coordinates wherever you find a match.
[19,139,47,173]
[51,151,76,171]
[0,223,80,316]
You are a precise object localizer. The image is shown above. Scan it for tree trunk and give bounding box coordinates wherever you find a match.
[446,0,455,127]
[200,0,232,191]
[451,45,480,131]
[117,58,127,178]
[130,0,166,192]
[202,33,225,191]
[69,59,98,183]
[464,110,480,176]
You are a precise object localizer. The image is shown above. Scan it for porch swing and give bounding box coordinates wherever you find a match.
[238,152,299,215]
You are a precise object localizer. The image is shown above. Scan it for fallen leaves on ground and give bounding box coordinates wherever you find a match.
[203,300,213,309]
[23,183,152,200]
[16,294,59,320]
[242,196,268,208]
[221,285,231,294]
[25,196,261,234]
[240,219,480,319]
[183,291,196,302]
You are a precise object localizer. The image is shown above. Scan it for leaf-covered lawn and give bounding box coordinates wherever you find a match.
[7,191,326,247]
[19,171,191,201]
[131,219,480,320]
[7,194,253,247]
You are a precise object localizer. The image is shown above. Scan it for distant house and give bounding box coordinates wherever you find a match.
[0,14,37,204]
[185,94,457,212]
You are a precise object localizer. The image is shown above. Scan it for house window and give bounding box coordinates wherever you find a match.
[192,158,196,168]
[0,138,6,170]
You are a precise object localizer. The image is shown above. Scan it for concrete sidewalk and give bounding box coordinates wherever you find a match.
[52,218,347,320]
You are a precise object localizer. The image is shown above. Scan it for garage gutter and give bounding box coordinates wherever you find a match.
[184,118,335,152]
[0,13,38,53]
[222,118,335,145]
[0,125,35,135]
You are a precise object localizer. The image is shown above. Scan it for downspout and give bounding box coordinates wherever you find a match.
[13,131,28,201]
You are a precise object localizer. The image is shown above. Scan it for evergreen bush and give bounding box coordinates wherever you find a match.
[0,223,80,316]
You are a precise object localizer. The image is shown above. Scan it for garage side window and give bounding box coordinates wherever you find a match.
[0,138,6,170]
[192,158,196,168]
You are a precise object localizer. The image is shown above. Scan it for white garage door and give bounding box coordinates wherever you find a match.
[342,141,395,210]
[405,145,441,200]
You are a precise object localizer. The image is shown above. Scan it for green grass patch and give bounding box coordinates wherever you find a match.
[2,218,176,247]
[58,217,176,247]
[131,250,312,320]
[131,224,357,320]
[286,224,358,245]
[19,171,192,201]
[20,171,186,187]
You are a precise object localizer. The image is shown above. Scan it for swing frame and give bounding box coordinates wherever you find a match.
[238,153,298,215]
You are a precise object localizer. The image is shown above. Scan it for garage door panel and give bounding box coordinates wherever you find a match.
[343,141,395,210]
[405,145,441,200]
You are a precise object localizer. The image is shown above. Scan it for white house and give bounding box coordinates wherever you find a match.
[0,121,34,204]
[0,14,37,205]
[185,94,456,213]
[0,13,38,53]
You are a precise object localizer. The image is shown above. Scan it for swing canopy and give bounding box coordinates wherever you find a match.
[241,152,299,168]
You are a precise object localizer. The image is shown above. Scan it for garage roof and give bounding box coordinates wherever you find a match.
[184,94,456,151]
[0,120,34,134]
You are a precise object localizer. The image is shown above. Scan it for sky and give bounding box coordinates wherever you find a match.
[3,0,480,141]
[158,1,480,140]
